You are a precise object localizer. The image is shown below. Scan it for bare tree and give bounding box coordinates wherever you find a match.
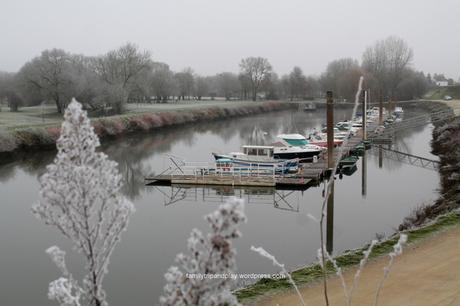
[320,58,361,101]
[174,68,195,100]
[0,71,23,111]
[216,72,240,100]
[239,57,272,101]
[194,76,209,100]
[286,66,308,100]
[94,43,152,113]
[238,73,251,100]
[362,36,413,100]
[150,62,176,103]
[17,49,74,113]
[33,99,134,306]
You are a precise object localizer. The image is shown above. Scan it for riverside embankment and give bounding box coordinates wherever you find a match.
[237,101,460,305]
[0,100,296,159]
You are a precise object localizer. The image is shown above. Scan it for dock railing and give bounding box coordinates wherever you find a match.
[159,154,285,182]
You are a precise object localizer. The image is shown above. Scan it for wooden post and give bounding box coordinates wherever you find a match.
[363,90,367,141]
[362,149,367,197]
[379,89,383,125]
[326,91,334,169]
[326,181,334,254]
[326,90,334,254]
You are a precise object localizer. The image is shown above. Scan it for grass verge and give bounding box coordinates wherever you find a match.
[236,211,460,304]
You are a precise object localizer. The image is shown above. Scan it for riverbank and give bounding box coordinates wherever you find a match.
[237,211,460,305]
[0,100,296,157]
[252,217,460,306]
[237,103,460,305]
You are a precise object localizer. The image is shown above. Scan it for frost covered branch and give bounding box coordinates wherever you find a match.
[251,246,307,306]
[160,197,246,306]
[374,234,407,306]
[33,98,134,306]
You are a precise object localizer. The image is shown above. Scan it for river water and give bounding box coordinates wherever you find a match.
[0,108,439,305]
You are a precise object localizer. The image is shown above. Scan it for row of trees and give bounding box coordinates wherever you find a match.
[0,37,435,114]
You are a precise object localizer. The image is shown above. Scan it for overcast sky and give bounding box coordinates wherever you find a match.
[1,0,459,79]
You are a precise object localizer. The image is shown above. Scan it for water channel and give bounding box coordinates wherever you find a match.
[0,107,439,305]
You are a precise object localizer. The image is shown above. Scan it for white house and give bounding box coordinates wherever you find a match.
[436,81,448,87]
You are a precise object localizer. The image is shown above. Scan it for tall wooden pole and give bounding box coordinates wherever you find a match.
[379,89,383,125]
[326,91,334,169]
[363,90,367,141]
[326,90,334,254]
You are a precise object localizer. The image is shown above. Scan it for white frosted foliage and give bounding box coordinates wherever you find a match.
[160,198,246,306]
[33,98,134,306]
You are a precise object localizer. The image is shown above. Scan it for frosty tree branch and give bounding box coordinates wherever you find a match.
[33,98,135,306]
[160,198,246,306]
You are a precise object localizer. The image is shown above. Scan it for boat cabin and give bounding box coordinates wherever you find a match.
[276,134,309,147]
[241,145,274,157]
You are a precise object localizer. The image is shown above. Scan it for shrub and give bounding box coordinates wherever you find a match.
[0,128,18,152]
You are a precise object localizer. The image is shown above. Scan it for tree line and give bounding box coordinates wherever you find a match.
[0,36,436,114]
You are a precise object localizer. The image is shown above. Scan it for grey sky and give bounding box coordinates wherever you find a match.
[1,0,459,79]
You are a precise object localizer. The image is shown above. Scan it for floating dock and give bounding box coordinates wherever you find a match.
[145,133,371,191]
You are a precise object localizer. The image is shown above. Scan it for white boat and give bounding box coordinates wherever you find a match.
[307,131,344,147]
[272,134,324,160]
[212,145,299,172]
[336,121,360,134]
[393,107,404,118]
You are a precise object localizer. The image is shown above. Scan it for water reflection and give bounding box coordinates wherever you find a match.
[154,185,301,213]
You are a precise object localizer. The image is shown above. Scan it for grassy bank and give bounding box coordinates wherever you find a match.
[425,85,460,100]
[237,211,460,305]
[0,101,296,155]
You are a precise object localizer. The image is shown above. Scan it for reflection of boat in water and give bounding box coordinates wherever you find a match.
[340,164,358,176]
[339,155,359,167]
[154,184,300,212]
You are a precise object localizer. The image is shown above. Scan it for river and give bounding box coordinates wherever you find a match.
[0,107,439,305]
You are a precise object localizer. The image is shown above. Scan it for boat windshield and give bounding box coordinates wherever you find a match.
[284,138,308,146]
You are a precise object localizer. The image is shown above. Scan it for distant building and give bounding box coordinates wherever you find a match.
[436,81,448,87]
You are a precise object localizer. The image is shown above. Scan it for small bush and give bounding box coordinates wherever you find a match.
[0,129,18,152]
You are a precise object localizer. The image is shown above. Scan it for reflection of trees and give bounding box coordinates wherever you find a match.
[0,162,16,182]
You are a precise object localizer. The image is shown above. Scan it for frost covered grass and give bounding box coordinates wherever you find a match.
[0,101,294,153]
[236,211,460,304]
[33,99,134,306]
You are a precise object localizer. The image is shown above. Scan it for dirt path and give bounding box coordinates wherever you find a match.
[253,225,460,306]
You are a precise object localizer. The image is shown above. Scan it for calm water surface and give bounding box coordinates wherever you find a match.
[0,108,439,305]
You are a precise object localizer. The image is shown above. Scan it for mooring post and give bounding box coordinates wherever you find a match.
[326,180,334,254]
[362,148,367,197]
[326,90,334,254]
[363,89,367,141]
[379,89,383,125]
[326,91,334,169]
